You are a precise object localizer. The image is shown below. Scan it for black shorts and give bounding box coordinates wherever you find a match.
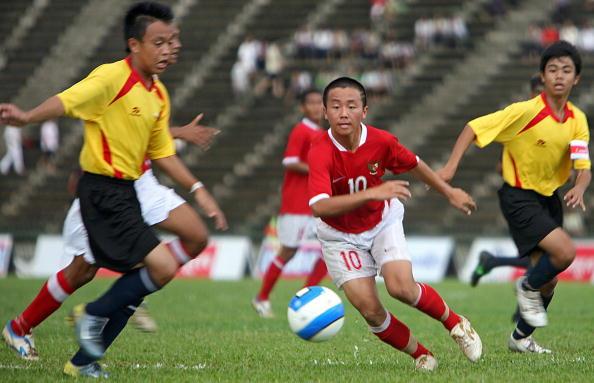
[77,172,160,272]
[498,183,563,258]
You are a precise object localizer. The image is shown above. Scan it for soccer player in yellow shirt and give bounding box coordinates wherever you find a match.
[438,41,591,354]
[0,2,226,377]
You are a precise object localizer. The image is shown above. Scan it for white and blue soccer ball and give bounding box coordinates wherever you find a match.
[287,286,345,342]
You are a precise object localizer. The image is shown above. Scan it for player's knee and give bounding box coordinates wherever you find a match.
[65,257,97,289]
[552,243,575,268]
[386,284,417,305]
[181,229,209,258]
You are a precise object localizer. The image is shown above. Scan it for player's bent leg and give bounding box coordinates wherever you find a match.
[156,203,209,258]
[3,256,97,360]
[63,255,99,289]
[77,244,174,359]
[382,261,482,362]
[517,230,572,328]
[253,246,298,318]
[342,277,435,370]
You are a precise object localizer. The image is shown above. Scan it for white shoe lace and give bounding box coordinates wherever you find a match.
[524,336,551,354]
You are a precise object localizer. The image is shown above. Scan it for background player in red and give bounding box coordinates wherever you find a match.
[308,77,482,371]
[252,89,327,318]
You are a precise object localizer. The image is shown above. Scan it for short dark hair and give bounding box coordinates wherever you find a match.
[529,73,543,93]
[323,77,367,107]
[299,88,321,105]
[540,40,582,75]
[124,2,174,52]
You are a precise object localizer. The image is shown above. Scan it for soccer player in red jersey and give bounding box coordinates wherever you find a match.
[308,77,482,371]
[252,89,327,318]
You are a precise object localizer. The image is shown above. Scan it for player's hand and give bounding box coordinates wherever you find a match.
[564,186,587,211]
[193,187,228,230]
[447,187,476,215]
[177,113,220,151]
[0,103,29,127]
[367,180,411,202]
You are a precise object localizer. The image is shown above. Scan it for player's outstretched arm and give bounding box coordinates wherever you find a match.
[0,96,65,127]
[310,180,411,218]
[284,161,309,174]
[564,169,591,211]
[152,154,228,230]
[170,113,220,151]
[410,159,476,215]
[437,124,476,182]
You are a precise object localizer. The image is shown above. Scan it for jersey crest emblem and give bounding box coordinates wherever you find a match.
[368,161,380,175]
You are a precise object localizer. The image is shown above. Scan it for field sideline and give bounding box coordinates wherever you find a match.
[0,278,592,382]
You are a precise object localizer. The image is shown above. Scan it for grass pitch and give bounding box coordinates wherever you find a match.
[0,278,593,382]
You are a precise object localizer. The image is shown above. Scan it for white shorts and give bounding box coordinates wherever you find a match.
[316,199,411,288]
[277,214,317,248]
[62,170,186,264]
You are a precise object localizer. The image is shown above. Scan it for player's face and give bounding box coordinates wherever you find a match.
[302,92,323,124]
[324,87,368,138]
[168,25,182,65]
[541,56,580,98]
[129,20,171,75]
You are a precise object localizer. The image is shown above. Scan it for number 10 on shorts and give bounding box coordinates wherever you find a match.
[340,250,362,271]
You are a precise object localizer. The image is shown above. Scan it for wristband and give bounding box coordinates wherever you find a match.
[190,181,204,193]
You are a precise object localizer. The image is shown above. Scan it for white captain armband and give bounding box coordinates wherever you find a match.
[570,140,590,160]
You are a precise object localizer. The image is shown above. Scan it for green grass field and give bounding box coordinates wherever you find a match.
[0,278,593,382]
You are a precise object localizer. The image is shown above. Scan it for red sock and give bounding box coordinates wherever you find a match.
[12,270,75,335]
[303,257,327,287]
[414,283,461,331]
[257,256,286,301]
[371,313,431,359]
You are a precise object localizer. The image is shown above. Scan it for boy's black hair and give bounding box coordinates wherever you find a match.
[124,2,174,52]
[529,73,544,93]
[299,88,321,105]
[323,77,367,107]
[540,40,582,75]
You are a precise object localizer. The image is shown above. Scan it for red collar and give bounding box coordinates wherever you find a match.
[125,56,155,91]
[540,92,574,123]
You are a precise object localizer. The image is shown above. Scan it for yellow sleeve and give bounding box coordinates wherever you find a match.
[573,111,591,170]
[468,101,534,148]
[56,65,119,121]
[147,87,175,160]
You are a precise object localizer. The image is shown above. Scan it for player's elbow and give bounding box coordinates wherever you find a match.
[310,204,322,217]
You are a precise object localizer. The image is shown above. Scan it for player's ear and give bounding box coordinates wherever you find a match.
[128,38,141,54]
[573,74,580,86]
[323,106,328,120]
[362,105,368,119]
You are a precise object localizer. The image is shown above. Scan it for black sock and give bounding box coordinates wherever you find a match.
[85,268,159,318]
[72,299,143,366]
[489,256,531,269]
[512,293,553,340]
[524,254,562,290]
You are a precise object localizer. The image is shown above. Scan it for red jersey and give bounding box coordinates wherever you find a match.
[308,124,418,233]
[279,118,322,214]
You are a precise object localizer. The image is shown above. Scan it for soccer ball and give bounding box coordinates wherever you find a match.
[287,286,345,342]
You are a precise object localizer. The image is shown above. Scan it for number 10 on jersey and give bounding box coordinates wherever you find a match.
[348,176,367,194]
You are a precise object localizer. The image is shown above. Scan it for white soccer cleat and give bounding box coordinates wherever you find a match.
[450,316,482,362]
[515,277,548,328]
[2,321,39,361]
[251,298,274,318]
[508,334,552,354]
[414,354,438,371]
[131,303,158,333]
